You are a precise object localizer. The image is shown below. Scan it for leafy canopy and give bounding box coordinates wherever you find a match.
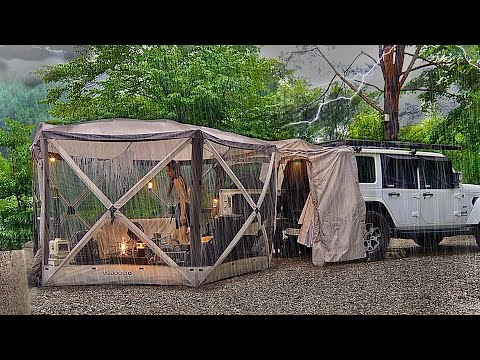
[36,45,319,140]
[0,81,51,126]
[0,118,35,249]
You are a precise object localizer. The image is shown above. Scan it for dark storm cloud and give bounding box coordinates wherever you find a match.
[0,45,79,86]
[0,59,7,72]
[0,45,77,61]
[0,59,11,82]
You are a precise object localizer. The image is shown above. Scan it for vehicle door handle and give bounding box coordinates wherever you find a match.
[423,192,434,197]
[388,192,400,197]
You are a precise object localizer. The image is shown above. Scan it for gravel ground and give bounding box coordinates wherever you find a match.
[0,245,32,315]
[21,236,480,315]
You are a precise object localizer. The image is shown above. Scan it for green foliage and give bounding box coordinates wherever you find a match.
[446,149,480,185]
[430,103,480,185]
[230,76,322,140]
[35,45,317,140]
[0,118,34,198]
[0,118,35,249]
[347,104,383,140]
[409,45,480,113]
[398,115,442,143]
[0,196,33,250]
[398,45,480,184]
[0,81,52,126]
[405,45,480,147]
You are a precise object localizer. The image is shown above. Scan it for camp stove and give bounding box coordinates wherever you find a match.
[49,238,70,258]
[48,238,70,266]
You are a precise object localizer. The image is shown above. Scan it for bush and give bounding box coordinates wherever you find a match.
[0,196,33,250]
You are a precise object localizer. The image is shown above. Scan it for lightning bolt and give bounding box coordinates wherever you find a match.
[285,45,397,127]
[283,45,479,133]
[455,45,480,69]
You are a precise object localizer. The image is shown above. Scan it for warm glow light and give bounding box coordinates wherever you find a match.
[120,237,127,255]
[147,181,153,190]
[136,242,146,249]
[48,153,61,163]
[211,198,219,217]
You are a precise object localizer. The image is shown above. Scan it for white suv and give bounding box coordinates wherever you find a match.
[328,140,480,261]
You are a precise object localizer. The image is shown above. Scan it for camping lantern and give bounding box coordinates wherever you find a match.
[48,153,60,163]
[212,198,219,217]
[119,237,128,256]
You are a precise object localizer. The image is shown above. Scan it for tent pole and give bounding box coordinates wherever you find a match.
[190,131,203,267]
[40,136,51,267]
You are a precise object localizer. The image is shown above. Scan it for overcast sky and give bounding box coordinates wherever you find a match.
[265,45,425,123]
[0,44,426,123]
[0,45,383,86]
[259,45,383,86]
[0,45,77,86]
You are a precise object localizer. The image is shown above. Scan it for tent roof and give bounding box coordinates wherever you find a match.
[271,138,353,160]
[33,119,276,150]
[271,138,322,152]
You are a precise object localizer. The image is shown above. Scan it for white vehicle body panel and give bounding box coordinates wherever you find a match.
[355,147,480,234]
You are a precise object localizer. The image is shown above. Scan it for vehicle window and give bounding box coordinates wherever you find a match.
[355,156,375,183]
[382,155,418,189]
[420,157,455,189]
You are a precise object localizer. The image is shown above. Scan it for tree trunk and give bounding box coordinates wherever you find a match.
[380,45,404,141]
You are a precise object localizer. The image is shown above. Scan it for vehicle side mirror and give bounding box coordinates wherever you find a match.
[452,172,462,187]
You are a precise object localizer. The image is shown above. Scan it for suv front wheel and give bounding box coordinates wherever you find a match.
[475,225,480,247]
[364,211,390,261]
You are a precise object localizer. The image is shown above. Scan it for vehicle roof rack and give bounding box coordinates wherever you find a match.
[316,139,462,151]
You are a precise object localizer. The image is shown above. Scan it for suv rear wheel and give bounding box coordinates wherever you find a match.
[413,234,443,248]
[364,211,390,261]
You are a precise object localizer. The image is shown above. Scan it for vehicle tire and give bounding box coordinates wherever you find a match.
[475,226,480,247]
[364,211,390,261]
[413,234,442,248]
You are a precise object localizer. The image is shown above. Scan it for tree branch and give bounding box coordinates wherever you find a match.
[281,46,317,70]
[313,46,383,113]
[405,51,452,69]
[401,87,463,98]
[353,79,383,92]
[360,51,377,63]
[123,87,158,101]
[399,45,421,89]
[409,63,437,72]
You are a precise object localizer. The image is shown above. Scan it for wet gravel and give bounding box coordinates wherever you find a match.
[26,236,480,315]
[0,247,31,315]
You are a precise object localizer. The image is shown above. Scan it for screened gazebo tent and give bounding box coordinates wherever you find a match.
[31,119,278,287]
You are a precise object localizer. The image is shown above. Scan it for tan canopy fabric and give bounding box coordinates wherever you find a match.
[31,119,366,289]
[31,119,279,287]
[32,119,276,161]
[271,139,366,265]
